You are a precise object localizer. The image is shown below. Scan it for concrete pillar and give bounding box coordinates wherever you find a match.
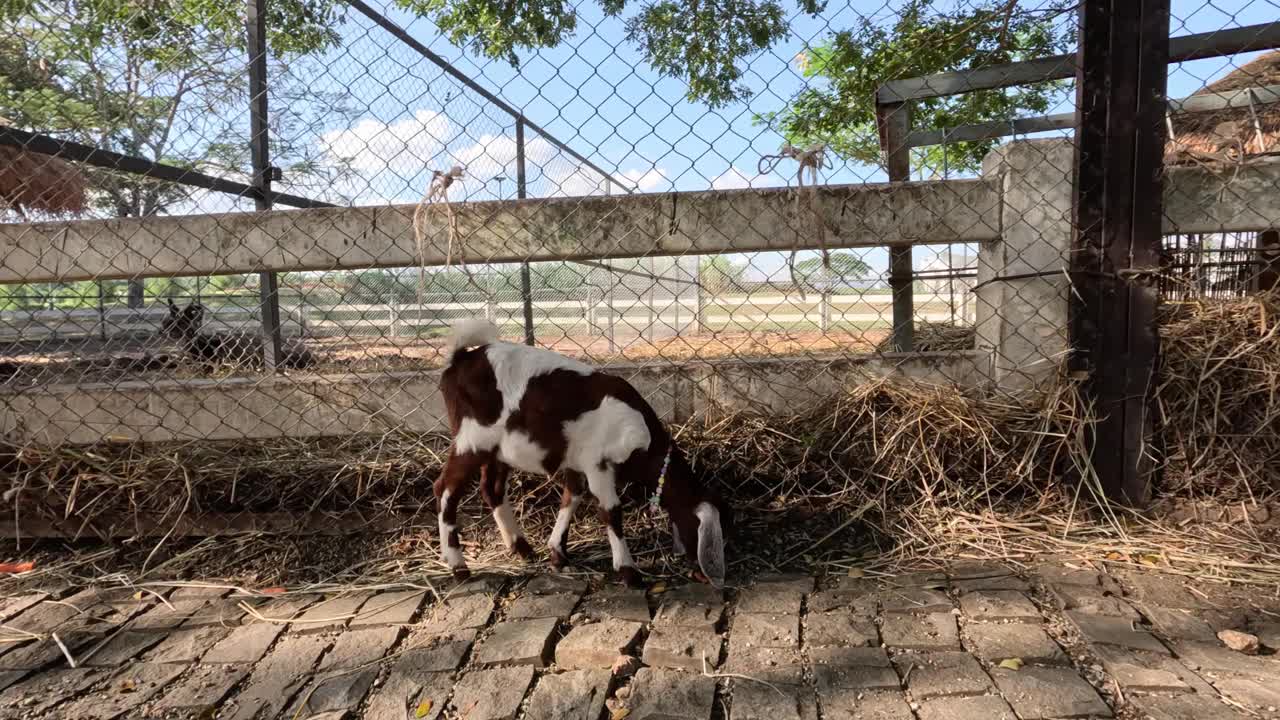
[978,139,1075,393]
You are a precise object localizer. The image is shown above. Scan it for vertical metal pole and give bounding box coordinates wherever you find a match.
[1258,229,1279,292]
[247,0,282,371]
[516,119,535,346]
[878,101,915,351]
[1071,0,1170,506]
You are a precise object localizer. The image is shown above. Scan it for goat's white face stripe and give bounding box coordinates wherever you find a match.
[548,494,582,553]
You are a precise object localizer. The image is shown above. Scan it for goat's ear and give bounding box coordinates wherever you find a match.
[671,520,686,556]
[695,501,725,588]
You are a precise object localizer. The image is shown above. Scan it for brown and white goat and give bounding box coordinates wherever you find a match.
[435,319,728,587]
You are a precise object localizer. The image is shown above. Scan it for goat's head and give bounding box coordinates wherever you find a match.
[161,300,204,339]
[663,442,731,588]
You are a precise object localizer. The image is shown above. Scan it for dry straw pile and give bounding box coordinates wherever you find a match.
[2,292,1277,587]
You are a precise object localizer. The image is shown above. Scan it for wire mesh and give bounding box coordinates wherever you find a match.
[0,0,1278,542]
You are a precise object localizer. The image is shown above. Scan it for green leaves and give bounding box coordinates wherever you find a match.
[761,0,1074,175]
[395,0,577,65]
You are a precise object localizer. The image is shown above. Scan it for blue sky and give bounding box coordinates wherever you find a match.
[264,0,1277,281]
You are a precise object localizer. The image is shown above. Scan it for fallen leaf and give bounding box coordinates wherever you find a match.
[1138,554,1161,567]
[1104,552,1125,561]
[196,706,216,720]
[0,561,35,574]
[847,568,865,578]
[415,699,433,718]
[259,587,286,595]
[132,591,145,601]
[119,679,137,693]
[650,582,667,594]
[611,709,631,720]
[998,658,1024,671]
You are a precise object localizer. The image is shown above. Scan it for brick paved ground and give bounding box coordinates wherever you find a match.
[0,560,1277,719]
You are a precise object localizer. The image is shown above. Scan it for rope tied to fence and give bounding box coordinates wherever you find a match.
[759,142,834,300]
[412,164,468,304]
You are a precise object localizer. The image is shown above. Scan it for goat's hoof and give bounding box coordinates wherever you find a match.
[451,567,472,581]
[511,537,536,561]
[690,569,711,585]
[549,547,570,569]
[616,566,643,588]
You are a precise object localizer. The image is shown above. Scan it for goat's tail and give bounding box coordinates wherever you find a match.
[445,318,500,366]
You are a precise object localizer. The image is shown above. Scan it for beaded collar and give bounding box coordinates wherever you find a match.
[647,445,672,514]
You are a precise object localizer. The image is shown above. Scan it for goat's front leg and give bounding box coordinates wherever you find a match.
[547,470,585,569]
[479,459,534,560]
[434,448,483,579]
[586,468,641,587]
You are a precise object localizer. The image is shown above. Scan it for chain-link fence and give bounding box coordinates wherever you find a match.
[1,0,1278,546]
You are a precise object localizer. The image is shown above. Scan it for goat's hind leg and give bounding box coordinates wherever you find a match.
[480,459,534,560]
[434,448,484,579]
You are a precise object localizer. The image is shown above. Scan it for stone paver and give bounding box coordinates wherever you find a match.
[472,617,558,668]
[0,667,104,718]
[723,646,806,687]
[219,632,332,720]
[505,592,579,620]
[396,630,476,673]
[0,593,49,623]
[732,611,799,649]
[809,589,878,615]
[79,630,167,667]
[1132,694,1253,720]
[418,593,495,634]
[652,585,724,630]
[0,630,97,672]
[290,592,373,633]
[1092,646,1192,692]
[822,689,914,720]
[621,667,716,720]
[1214,676,1280,712]
[964,622,1067,664]
[1050,584,1140,619]
[642,623,722,671]
[1141,606,1219,643]
[805,611,877,647]
[881,612,960,650]
[893,651,993,699]
[958,591,1041,622]
[917,695,1018,720]
[523,575,587,595]
[577,588,650,623]
[881,589,952,614]
[363,668,452,720]
[555,619,643,670]
[991,666,1112,719]
[754,574,816,593]
[450,666,535,720]
[737,588,803,615]
[151,664,249,713]
[730,680,818,720]
[201,620,286,664]
[1118,572,1204,610]
[1,589,97,635]
[952,575,1032,593]
[59,663,186,720]
[523,669,611,720]
[143,623,232,663]
[1066,611,1170,654]
[1034,562,1107,588]
[1170,640,1280,676]
[810,646,899,692]
[349,590,427,627]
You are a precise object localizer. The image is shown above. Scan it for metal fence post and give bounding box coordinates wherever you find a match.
[877,100,915,351]
[1071,0,1171,506]
[246,0,282,371]
[1258,229,1279,291]
[516,118,536,346]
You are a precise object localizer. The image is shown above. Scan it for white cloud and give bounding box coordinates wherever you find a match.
[710,166,774,190]
[320,110,452,177]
